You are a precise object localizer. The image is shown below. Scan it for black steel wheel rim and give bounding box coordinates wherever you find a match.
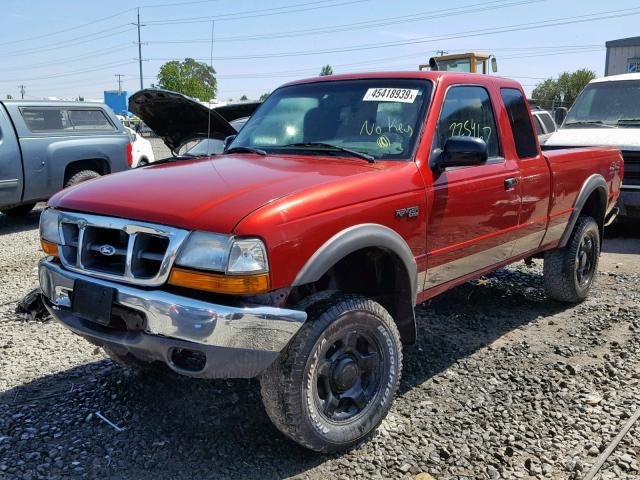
[313,327,383,423]
[576,231,596,286]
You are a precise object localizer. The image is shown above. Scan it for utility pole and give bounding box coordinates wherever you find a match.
[132,8,145,90]
[114,74,124,93]
[18,85,25,99]
[436,50,448,57]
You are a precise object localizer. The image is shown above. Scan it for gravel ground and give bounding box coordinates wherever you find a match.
[0,210,639,480]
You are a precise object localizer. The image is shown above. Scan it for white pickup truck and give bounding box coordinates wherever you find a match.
[546,73,640,220]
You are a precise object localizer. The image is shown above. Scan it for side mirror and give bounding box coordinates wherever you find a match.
[223,135,237,151]
[436,136,488,170]
[491,57,498,73]
[554,107,567,126]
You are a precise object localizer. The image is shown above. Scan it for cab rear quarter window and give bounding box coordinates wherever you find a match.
[20,107,115,133]
[500,88,538,158]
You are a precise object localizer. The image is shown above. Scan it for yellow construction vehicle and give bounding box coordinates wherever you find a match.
[419,52,497,74]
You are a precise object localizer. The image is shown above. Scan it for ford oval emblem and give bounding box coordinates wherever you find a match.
[99,244,117,256]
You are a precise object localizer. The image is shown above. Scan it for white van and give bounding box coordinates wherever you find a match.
[546,73,640,219]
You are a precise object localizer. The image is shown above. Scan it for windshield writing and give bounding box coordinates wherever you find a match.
[230,79,432,160]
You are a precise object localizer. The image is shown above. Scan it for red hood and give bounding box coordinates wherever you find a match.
[49,154,383,233]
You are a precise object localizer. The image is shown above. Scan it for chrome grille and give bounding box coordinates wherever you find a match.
[56,211,190,287]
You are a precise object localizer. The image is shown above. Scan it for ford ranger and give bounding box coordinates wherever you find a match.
[38,72,623,452]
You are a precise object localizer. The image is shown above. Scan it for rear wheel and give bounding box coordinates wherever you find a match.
[64,170,100,188]
[260,294,402,452]
[543,215,600,303]
[1,203,36,216]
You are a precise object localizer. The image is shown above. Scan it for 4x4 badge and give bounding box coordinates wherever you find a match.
[396,206,419,218]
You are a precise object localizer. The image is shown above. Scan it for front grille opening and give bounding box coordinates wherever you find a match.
[60,223,80,266]
[131,234,169,278]
[81,227,128,275]
[623,151,640,186]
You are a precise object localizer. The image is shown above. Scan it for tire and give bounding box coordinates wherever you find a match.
[64,170,101,188]
[543,215,600,303]
[260,294,403,453]
[1,203,36,216]
[103,346,167,374]
[137,158,149,167]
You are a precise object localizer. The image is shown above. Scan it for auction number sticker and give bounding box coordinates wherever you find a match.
[363,88,419,103]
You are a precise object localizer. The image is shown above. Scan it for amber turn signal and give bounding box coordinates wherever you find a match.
[168,267,270,295]
[40,239,59,257]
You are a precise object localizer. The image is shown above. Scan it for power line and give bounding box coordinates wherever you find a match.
[143,0,370,25]
[147,6,639,61]
[147,0,543,42]
[0,25,135,58]
[0,8,133,47]
[0,44,133,71]
[0,60,137,84]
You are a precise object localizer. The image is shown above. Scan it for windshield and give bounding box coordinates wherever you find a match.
[229,79,432,160]
[564,80,640,127]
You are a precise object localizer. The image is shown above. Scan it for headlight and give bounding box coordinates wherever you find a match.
[175,232,269,275]
[227,238,268,274]
[175,232,232,272]
[39,209,62,244]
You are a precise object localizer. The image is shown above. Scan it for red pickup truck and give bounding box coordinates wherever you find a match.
[38,72,623,452]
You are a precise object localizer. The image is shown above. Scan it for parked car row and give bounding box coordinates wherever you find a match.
[0,97,259,215]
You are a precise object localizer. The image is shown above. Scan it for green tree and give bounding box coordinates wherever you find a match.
[240,94,248,101]
[531,69,596,110]
[319,64,333,76]
[157,58,217,101]
[259,92,270,101]
[5,94,12,99]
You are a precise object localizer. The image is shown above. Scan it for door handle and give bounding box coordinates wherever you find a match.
[504,177,518,190]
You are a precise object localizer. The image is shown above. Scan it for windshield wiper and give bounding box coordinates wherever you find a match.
[617,118,640,126]
[225,146,267,156]
[134,154,207,168]
[283,142,375,163]
[564,120,615,128]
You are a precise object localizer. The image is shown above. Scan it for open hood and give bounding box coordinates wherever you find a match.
[128,89,260,152]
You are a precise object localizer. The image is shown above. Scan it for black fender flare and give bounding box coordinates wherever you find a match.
[559,174,608,247]
[292,223,418,305]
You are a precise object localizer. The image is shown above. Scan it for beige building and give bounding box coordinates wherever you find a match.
[605,36,640,76]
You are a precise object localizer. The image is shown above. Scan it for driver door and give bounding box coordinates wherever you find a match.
[424,84,522,289]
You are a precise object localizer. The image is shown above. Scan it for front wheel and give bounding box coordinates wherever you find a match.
[260,294,402,452]
[543,215,600,303]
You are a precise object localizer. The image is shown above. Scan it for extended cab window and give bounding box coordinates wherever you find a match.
[437,85,500,158]
[231,79,432,160]
[21,108,71,132]
[21,107,114,132]
[67,109,114,131]
[501,88,538,158]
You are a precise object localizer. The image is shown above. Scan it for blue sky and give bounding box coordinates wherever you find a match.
[1,0,639,101]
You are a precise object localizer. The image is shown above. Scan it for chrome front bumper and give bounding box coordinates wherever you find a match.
[39,258,306,378]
